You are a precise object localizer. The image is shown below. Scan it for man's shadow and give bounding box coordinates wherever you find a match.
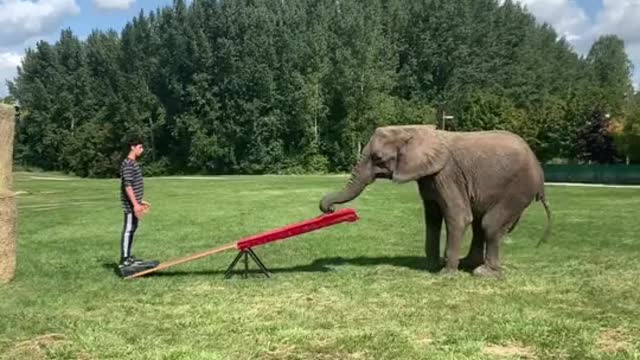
[117,255,429,278]
[101,262,122,277]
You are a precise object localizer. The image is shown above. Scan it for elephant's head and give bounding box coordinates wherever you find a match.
[319,124,450,213]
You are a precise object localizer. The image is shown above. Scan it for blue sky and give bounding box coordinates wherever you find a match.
[1,0,639,97]
[64,0,175,39]
[0,0,175,97]
[577,0,602,18]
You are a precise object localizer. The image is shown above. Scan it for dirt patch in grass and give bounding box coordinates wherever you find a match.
[483,342,537,359]
[596,328,632,354]
[29,176,77,181]
[263,344,298,359]
[415,336,433,347]
[2,333,71,360]
[262,345,368,360]
[411,332,433,349]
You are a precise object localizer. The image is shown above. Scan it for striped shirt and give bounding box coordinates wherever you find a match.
[120,158,144,213]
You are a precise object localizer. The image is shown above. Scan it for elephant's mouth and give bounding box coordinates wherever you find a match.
[374,167,393,179]
[373,163,393,179]
[372,158,394,180]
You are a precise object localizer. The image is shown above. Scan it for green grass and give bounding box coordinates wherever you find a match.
[2,172,640,359]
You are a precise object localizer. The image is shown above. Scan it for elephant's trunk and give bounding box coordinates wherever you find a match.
[320,147,373,213]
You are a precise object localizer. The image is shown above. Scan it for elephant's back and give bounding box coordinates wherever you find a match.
[446,130,543,206]
[447,130,534,164]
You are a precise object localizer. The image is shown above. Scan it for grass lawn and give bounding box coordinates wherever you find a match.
[1,171,640,359]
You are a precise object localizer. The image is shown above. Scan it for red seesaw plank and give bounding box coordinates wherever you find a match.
[125,208,359,279]
[236,208,359,250]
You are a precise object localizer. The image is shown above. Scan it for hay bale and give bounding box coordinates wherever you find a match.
[0,104,16,283]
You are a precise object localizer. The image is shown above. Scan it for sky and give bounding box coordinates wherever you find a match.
[1,0,639,98]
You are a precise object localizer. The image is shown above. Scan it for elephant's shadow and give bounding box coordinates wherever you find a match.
[283,255,428,273]
[126,255,438,278]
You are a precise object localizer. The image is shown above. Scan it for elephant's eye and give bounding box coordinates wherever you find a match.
[371,154,383,163]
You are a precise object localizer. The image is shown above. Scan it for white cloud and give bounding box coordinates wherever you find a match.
[0,51,23,97]
[0,0,80,47]
[509,0,640,89]
[92,0,135,10]
[593,0,640,43]
[515,0,590,43]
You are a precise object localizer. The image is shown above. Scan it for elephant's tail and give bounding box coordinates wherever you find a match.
[535,192,552,247]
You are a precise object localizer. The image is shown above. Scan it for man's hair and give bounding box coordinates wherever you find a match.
[128,137,144,147]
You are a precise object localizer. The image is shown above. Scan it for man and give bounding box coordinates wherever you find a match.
[118,137,159,277]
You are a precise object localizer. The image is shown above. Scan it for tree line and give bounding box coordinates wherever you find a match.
[7,0,640,178]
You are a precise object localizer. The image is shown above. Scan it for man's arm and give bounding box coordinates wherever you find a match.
[126,186,141,208]
[123,162,143,214]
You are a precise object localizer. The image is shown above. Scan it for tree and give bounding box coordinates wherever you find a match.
[1,95,15,104]
[586,35,634,117]
[612,93,640,164]
[576,106,619,164]
[9,0,635,176]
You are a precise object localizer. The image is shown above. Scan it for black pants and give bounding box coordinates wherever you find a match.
[120,212,139,261]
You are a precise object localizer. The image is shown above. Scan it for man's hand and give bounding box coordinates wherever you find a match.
[135,200,151,219]
[126,185,150,219]
[134,203,145,219]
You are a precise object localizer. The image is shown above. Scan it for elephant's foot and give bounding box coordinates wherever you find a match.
[458,256,484,272]
[472,264,503,279]
[426,257,445,273]
[438,266,460,277]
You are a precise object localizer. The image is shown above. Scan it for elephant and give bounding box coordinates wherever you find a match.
[319,124,552,277]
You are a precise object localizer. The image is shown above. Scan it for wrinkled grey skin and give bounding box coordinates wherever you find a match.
[319,125,552,277]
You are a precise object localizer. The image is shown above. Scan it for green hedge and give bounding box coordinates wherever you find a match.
[543,164,640,184]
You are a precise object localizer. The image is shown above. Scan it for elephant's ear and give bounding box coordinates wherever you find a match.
[393,126,450,183]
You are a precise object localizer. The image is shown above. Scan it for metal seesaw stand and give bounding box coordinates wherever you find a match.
[125,208,359,280]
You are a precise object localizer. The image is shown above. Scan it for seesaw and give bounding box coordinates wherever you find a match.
[125,208,359,279]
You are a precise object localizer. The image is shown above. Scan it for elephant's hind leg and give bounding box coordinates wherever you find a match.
[473,202,525,278]
[459,219,485,272]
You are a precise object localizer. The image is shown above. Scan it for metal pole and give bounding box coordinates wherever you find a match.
[441,112,454,131]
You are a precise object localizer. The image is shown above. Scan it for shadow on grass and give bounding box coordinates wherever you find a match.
[101,262,122,277]
[114,255,431,278]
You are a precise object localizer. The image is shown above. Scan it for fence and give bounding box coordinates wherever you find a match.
[543,164,640,185]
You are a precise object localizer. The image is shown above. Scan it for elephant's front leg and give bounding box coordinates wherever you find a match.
[423,199,443,272]
[440,212,472,275]
[459,219,485,272]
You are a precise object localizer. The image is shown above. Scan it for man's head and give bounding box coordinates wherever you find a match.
[128,137,144,158]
